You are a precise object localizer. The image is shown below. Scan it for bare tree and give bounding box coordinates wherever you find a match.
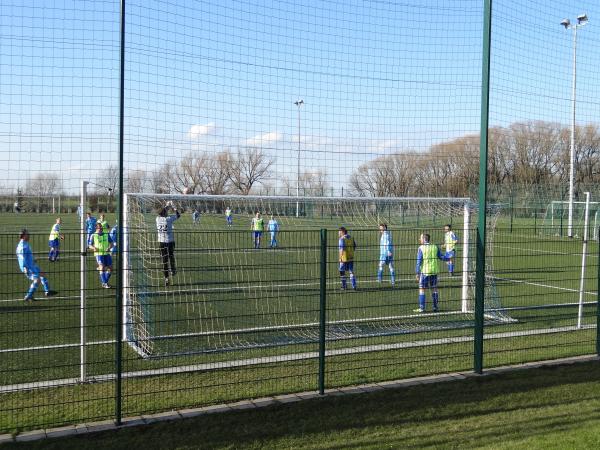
[349,154,416,197]
[96,164,119,194]
[229,147,273,195]
[25,173,63,197]
[126,170,147,193]
[201,151,232,194]
[282,169,330,196]
[24,173,63,212]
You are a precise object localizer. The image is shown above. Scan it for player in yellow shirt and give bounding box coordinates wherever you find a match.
[338,226,357,290]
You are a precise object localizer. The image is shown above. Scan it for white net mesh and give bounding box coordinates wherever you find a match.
[541,201,600,239]
[123,194,511,357]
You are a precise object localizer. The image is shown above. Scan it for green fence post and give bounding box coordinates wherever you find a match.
[474,0,492,375]
[318,228,327,394]
[114,0,126,426]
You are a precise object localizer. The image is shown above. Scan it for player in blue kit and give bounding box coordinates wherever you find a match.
[338,227,357,290]
[225,207,233,227]
[17,229,56,301]
[267,215,279,248]
[191,209,200,226]
[89,223,114,288]
[414,233,449,313]
[109,221,118,255]
[85,212,97,246]
[48,217,64,262]
[377,223,395,286]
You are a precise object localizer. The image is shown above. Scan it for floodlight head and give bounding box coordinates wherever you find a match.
[561,18,571,28]
[577,14,588,24]
[294,100,304,106]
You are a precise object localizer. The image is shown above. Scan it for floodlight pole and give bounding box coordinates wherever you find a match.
[295,100,303,217]
[562,15,588,238]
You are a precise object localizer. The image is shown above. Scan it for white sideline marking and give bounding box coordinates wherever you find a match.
[493,276,597,296]
[0,293,109,304]
[1,324,595,393]
[0,340,113,354]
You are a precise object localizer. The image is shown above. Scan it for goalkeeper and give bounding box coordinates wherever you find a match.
[443,224,458,276]
[156,202,180,286]
[377,223,395,286]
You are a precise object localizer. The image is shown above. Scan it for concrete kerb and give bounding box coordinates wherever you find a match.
[0,435,14,445]
[5,354,599,445]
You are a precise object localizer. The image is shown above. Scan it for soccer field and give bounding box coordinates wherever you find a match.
[0,211,597,432]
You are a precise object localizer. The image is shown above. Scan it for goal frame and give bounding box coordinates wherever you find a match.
[121,193,481,358]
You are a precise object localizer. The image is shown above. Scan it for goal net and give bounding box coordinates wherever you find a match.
[123,194,512,358]
[541,200,600,239]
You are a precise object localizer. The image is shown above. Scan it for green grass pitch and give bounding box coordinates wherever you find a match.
[0,211,597,432]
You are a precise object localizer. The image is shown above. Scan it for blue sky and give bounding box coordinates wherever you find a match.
[2,0,600,194]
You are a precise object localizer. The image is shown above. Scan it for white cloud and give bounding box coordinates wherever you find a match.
[187,122,216,140]
[244,131,282,147]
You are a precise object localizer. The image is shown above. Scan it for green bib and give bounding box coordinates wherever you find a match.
[420,244,439,275]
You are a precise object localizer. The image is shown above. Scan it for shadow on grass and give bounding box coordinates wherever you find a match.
[5,360,600,449]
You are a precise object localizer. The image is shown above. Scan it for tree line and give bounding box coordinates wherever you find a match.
[350,121,600,199]
[14,120,600,206]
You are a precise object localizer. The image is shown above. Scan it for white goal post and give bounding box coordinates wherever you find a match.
[543,200,600,240]
[121,194,510,358]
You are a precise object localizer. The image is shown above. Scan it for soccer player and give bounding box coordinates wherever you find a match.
[414,233,449,313]
[225,207,233,227]
[191,209,200,226]
[98,214,110,236]
[48,217,64,262]
[85,212,97,247]
[251,212,264,249]
[338,226,357,290]
[109,220,118,255]
[156,202,180,286]
[267,215,279,248]
[89,223,114,288]
[443,224,458,276]
[377,223,395,286]
[17,229,55,301]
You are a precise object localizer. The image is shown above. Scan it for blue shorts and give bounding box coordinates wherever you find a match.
[96,255,112,267]
[49,239,60,248]
[253,231,263,239]
[445,250,456,259]
[419,274,438,289]
[379,255,393,265]
[339,261,354,273]
[227,216,233,224]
